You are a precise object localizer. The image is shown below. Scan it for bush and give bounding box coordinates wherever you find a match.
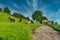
[32,10,48,23]
[0,8,2,12]
[4,7,10,14]
[12,13,26,19]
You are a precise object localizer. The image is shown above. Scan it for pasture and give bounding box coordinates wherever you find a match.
[0,12,42,40]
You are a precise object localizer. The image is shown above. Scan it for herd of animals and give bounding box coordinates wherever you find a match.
[8,17,33,24]
[8,17,56,25]
[42,20,57,25]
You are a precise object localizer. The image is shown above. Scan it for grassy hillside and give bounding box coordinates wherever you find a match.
[0,12,42,40]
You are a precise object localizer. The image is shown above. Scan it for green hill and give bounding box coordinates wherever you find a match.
[0,12,42,40]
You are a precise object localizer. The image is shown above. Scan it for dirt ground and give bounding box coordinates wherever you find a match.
[33,26,60,40]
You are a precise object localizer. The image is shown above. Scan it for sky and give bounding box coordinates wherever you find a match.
[0,0,60,24]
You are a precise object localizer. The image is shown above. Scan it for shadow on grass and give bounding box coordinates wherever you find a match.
[0,37,3,40]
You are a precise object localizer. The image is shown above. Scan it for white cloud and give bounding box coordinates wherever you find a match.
[26,0,31,6]
[23,4,32,15]
[33,0,37,11]
[39,5,49,17]
[10,9,20,14]
[22,4,33,20]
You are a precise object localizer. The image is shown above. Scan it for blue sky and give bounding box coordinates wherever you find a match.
[0,0,60,24]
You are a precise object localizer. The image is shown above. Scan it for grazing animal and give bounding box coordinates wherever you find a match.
[27,19,33,24]
[19,18,22,22]
[42,20,55,25]
[8,17,15,22]
[42,20,48,24]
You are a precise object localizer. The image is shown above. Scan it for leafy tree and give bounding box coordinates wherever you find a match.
[32,10,48,23]
[0,8,2,12]
[38,16,48,23]
[4,7,10,14]
[32,10,43,22]
[32,10,42,20]
[41,16,48,20]
[26,17,29,20]
[55,22,57,24]
[12,13,26,19]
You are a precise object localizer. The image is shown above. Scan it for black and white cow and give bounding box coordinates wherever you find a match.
[8,17,15,22]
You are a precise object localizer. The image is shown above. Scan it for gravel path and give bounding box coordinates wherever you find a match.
[33,26,60,40]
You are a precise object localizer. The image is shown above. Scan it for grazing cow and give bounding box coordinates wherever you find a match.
[27,19,33,24]
[48,21,54,25]
[8,17,15,22]
[42,20,48,24]
[19,18,22,22]
[42,20,55,25]
[48,21,52,25]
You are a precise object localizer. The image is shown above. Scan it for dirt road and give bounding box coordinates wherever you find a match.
[33,26,60,40]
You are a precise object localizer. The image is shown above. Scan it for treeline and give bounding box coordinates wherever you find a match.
[0,7,10,14]
[0,7,48,23]
[0,7,27,19]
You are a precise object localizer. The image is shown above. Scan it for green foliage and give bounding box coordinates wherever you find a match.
[32,10,48,23]
[12,13,26,19]
[26,17,30,20]
[53,25,60,31]
[0,8,2,12]
[39,16,48,23]
[32,10,42,20]
[4,7,10,14]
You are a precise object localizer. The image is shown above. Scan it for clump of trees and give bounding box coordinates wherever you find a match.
[0,7,10,14]
[12,12,26,19]
[32,10,48,23]
[4,7,10,14]
[0,7,57,24]
[0,7,48,23]
[0,7,26,19]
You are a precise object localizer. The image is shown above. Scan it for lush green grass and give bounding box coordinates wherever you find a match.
[0,12,42,40]
[0,22,32,40]
[47,24,60,32]
[53,24,60,31]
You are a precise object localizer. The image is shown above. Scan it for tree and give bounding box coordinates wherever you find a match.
[0,8,2,12]
[37,16,48,23]
[12,12,26,19]
[4,7,10,14]
[32,10,48,23]
[26,17,29,20]
[32,10,43,22]
[41,16,48,20]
